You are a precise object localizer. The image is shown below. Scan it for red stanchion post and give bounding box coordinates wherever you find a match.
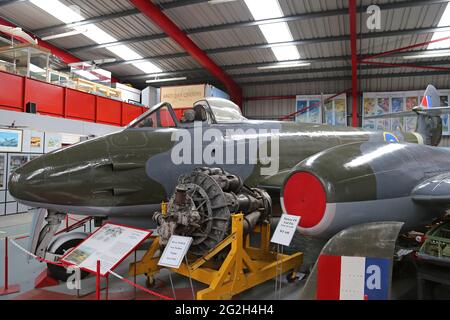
[96,260,100,300]
[106,274,109,301]
[4,237,7,291]
[0,237,20,296]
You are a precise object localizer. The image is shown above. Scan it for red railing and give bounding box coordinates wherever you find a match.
[0,70,146,127]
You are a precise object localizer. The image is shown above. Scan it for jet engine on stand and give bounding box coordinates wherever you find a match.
[131,167,302,300]
[153,167,272,256]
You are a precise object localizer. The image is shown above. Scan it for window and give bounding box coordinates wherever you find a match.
[131,106,176,128]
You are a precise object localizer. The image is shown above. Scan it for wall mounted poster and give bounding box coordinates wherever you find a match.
[443,114,449,134]
[308,100,321,124]
[406,96,418,111]
[44,133,62,153]
[22,130,44,153]
[363,90,450,135]
[0,155,5,190]
[391,98,404,113]
[377,98,390,114]
[335,99,346,126]
[363,98,377,116]
[324,101,333,125]
[295,100,308,123]
[295,94,347,126]
[0,129,22,153]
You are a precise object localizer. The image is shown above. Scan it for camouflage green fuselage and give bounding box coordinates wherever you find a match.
[9,120,422,216]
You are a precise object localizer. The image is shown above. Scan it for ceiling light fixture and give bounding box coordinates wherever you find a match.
[257,62,311,70]
[146,77,187,83]
[41,29,87,41]
[208,0,237,4]
[30,0,162,74]
[243,0,300,61]
[403,51,450,59]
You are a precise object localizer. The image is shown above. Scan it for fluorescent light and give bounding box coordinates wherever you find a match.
[146,77,187,83]
[259,22,293,43]
[428,4,450,49]
[244,0,283,19]
[403,51,450,59]
[30,0,162,74]
[134,62,164,74]
[243,0,300,61]
[30,0,83,24]
[107,45,142,61]
[257,62,310,70]
[208,0,237,4]
[271,45,300,60]
[41,29,87,41]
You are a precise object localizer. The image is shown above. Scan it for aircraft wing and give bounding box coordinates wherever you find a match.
[412,172,450,205]
[257,169,291,192]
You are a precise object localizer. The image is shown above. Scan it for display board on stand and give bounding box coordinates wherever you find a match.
[158,235,193,269]
[61,223,151,276]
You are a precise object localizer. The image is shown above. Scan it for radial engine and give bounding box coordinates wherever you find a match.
[153,167,272,256]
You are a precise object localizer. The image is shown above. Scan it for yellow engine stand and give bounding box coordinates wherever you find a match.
[129,214,303,300]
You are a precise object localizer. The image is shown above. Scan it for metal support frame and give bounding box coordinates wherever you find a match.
[130,0,242,106]
[68,24,450,54]
[349,0,358,127]
[129,214,303,300]
[34,0,449,37]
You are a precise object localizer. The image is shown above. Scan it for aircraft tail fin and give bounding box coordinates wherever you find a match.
[365,84,446,146]
[415,85,443,146]
[419,84,441,109]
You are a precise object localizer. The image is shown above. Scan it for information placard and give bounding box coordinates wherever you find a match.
[271,214,300,246]
[158,235,193,269]
[61,223,151,276]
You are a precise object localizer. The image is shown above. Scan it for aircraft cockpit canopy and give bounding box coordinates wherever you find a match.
[196,97,247,123]
[128,97,246,129]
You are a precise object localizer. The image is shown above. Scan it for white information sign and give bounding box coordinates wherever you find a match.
[271,214,300,246]
[158,235,193,269]
[61,223,151,276]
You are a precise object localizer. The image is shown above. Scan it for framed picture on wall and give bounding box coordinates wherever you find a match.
[0,129,23,153]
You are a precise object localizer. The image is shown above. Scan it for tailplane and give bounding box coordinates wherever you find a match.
[365,84,448,146]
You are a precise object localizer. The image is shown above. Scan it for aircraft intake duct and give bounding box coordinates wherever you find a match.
[281,141,450,239]
[153,167,272,256]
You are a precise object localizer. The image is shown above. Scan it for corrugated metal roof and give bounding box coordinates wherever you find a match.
[0,0,448,98]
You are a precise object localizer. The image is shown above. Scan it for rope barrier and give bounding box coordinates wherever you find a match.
[8,237,173,300]
[9,238,64,267]
[108,270,173,300]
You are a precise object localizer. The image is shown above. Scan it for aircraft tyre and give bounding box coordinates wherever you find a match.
[47,238,90,282]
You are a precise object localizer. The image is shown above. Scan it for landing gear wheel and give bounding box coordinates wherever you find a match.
[286,271,299,283]
[46,239,89,282]
[145,275,156,288]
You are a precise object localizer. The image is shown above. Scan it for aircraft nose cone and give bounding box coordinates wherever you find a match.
[9,155,51,204]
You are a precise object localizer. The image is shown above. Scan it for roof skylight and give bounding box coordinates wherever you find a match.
[244,0,300,61]
[427,3,450,50]
[30,0,162,74]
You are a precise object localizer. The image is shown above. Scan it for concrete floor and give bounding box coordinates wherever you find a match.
[1,212,448,300]
[0,212,306,300]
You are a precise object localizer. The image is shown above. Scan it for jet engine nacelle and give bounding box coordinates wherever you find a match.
[280,141,450,239]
